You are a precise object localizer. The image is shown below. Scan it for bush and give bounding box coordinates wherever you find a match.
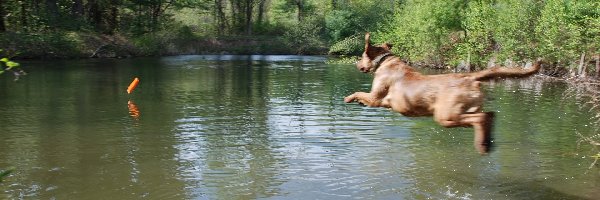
[0,31,82,59]
[457,1,496,66]
[378,0,463,65]
[324,0,393,44]
[282,17,327,55]
[536,0,600,65]
[493,0,541,61]
[376,0,599,69]
[325,10,361,42]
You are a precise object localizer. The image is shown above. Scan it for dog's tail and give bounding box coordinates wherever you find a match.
[470,59,543,81]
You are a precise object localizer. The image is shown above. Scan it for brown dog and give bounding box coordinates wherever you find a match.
[344,33,542,154]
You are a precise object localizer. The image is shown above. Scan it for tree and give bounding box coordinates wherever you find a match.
[0,0,6,32]
[71,0,84,17]
[294,0,304,22]
[244,0,253,35]
[275,0,310,22]
[45,0,59,26]
[214,0,228,34]
[257,0,266,25]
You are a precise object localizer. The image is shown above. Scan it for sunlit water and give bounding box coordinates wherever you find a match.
[1,55,599,199]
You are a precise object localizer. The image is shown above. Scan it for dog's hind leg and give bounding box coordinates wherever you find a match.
[471,112,494,154]
[434,112,494,154]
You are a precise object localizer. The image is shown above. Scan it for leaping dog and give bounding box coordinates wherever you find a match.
[344,33,542,154]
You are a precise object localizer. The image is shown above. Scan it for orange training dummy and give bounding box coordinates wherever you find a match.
[127,77,140,94]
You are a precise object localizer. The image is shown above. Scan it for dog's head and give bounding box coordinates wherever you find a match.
[356,33,393,73]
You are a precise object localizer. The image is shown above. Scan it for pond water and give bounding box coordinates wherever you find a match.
[1,55,599,199]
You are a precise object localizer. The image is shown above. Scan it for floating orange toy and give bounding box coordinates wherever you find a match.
[127,77,140,94]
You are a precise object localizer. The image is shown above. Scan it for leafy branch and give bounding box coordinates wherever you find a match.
[0,50,26,80]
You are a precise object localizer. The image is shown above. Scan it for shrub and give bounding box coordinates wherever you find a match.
[325,10,361,42]
[282,17,327,55]
[379,0,463,65]
[536,0,600,65]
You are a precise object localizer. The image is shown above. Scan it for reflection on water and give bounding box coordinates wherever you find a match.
[0,55,599,199]
[127,100,140,120]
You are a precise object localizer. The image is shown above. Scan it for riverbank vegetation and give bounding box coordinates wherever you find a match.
[0,0,598,76]
[377,0,599,77]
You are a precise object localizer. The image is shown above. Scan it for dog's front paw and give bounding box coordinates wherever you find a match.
[344,95,355,103]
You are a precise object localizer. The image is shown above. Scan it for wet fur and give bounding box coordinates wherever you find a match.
[344,33,542,154]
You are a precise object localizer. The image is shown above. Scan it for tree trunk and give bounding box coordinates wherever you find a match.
[215,0,227,35]
[33,0,41,16]
[245,0,253,35]
[0,0,6,32]
[231,0,242,33]
[151,4,161,31]
[107,1,119,35]
[296,0,303,22]
[596,54,600,78]
[257,0,266,25]
[87,0,103,31]
[45,0,59,26]
[71,0,84,17]
[578,52,586,77]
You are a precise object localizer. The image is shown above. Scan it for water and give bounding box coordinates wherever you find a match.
[0,55,599,199]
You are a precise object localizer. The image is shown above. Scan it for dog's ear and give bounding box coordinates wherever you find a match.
[382,43,393,51]
[365,32,371,51]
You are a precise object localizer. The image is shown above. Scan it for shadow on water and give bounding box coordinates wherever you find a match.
[0,55,599,199]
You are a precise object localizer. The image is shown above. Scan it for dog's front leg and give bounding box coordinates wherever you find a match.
[344,82,388,107]
[351,92,382,107]
[344,92,379,106]
[344,93,359,103]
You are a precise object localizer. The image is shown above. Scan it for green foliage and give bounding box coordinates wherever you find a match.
[282,17,326,55]
[493,0,541,61]
[132,28,196,56]
[0,49,24,80]
[0,58,20,73]
[458,1,496,65]
[0,0,597,63]
[376,0,599,69]
[325,10,360,42]
[536,0,600,64]
[328,34,363,55]
[379,0,464,65]
[324,0,393,43]
[0,32,82,58]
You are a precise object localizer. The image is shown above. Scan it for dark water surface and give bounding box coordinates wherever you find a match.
[1,55,599,199]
